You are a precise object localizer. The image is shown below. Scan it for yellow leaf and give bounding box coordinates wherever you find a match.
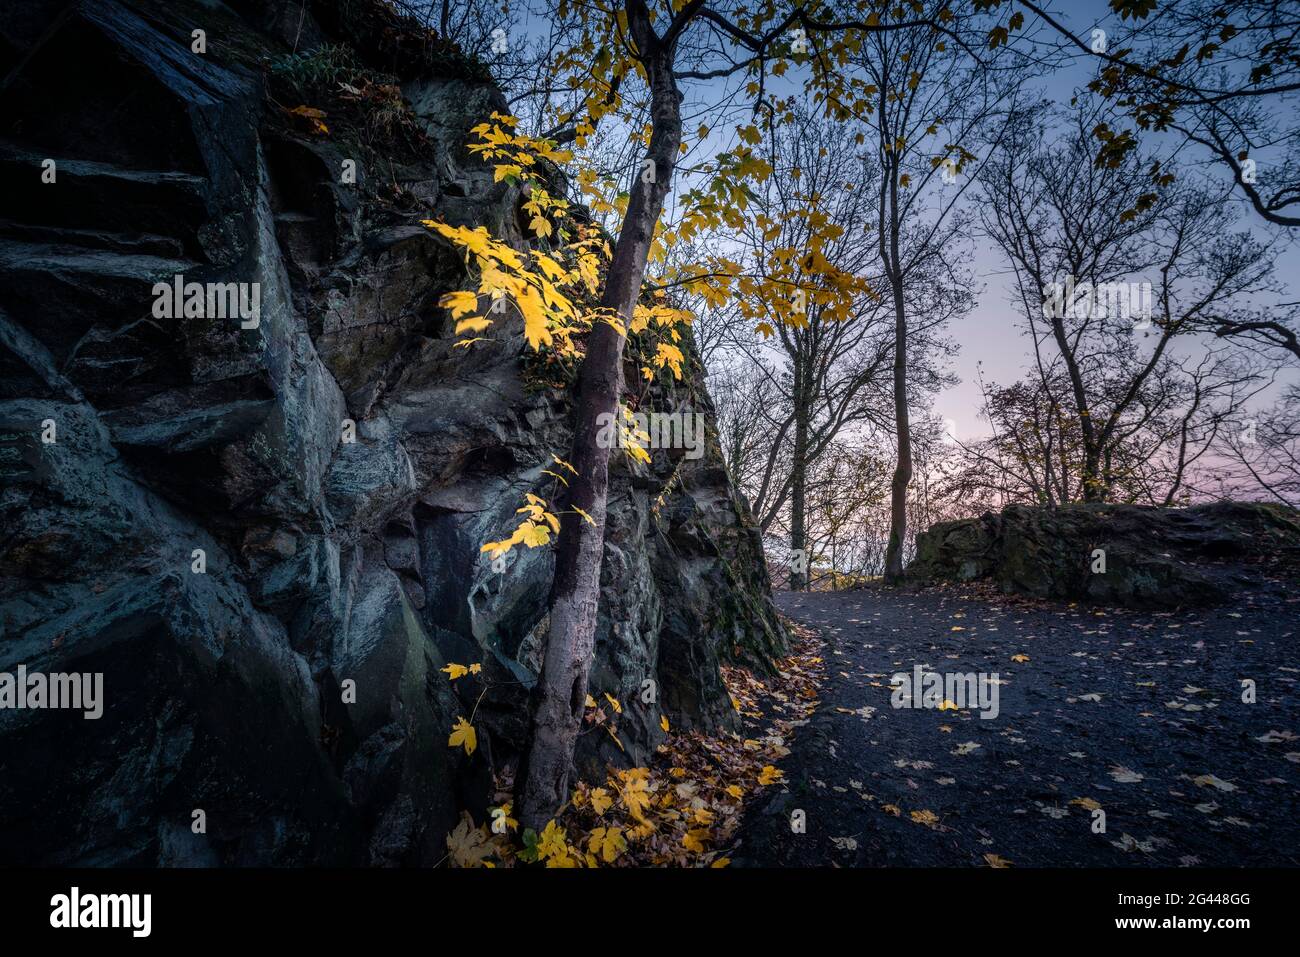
[618,769,654,821]
[758,765,784,786]
[446,811,493,868]
[588,826,627,863]
[604,692,623,714]
[682,828,709,853]
[590,787,614,815]
[536,820,569,863]
[1011,654,1030,663]
[442,663,469,680]
[448,717,477,756]
[660,714,670,732]
[984,853,1014,868]
[910,809,939,826]
[439,290,479,319]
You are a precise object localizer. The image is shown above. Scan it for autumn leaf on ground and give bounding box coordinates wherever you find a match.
[758,765,785,785]
[1011,654,1030,663]
[1070,797,1102,810]
[617,768,654,821]
[588,826,627,863]
[590,787,613,815]
[1109,766,1143,783]
[535,820,569,862]
[446,811,493,867]
[682,828,710,853]
[660,714,670,732]
[984,853,1013,868]
[910,809,940,827]
[448,717,477,756]
[1193,774,1237,792]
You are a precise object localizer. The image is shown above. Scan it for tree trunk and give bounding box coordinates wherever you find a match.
[789,389,809,591]
[516,20,681,831]
[882,277,911,582]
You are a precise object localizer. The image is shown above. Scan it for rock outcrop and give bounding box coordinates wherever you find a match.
[0,0,784,865]
[909,502,1300,608]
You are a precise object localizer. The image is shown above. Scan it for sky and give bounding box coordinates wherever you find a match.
[498,0,1298,442]
[930,1,1300,441]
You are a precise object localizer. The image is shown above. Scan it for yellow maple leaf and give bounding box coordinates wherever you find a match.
[588,826,627,863]
[590,787,613,815]
[910,809,939,826]
[683,828,710,853]
[454,316,493,336]
[1011,654,1030,663]
[448,717,477,756]
[618,770,653,821]
[660,714,670,732]
[536,819,570,863]
[439,290,479,319]
[604,692,623,714]
[725,784,744,800]
[446,811,492,868]
[758,765,785,786]
[442,663,469,680]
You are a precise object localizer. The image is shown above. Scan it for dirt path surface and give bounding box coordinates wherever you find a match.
[735,582,1300,867]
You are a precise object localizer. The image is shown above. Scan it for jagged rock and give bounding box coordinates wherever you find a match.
[0,0,783,864]
[909,502,1300,608]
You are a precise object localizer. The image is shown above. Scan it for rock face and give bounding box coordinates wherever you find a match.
[909,502,1300,608]
[0,0,784,865]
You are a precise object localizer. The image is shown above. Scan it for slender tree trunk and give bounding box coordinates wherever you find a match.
[789,389,809,591]
[516,19,681,830]
[882,275,911,582]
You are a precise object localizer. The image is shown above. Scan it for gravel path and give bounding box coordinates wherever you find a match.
[736,582,1300,867]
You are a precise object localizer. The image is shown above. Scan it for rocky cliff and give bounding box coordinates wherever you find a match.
[0,0,784,865]
[910,502,1300,608]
